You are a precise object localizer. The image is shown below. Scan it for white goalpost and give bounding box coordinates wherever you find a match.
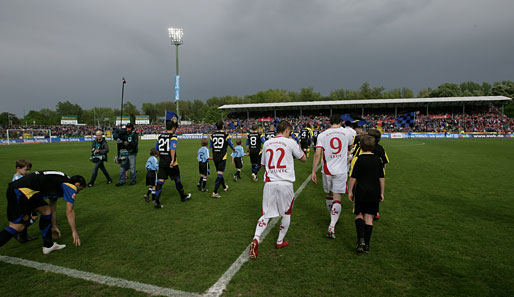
[6,128,52,145]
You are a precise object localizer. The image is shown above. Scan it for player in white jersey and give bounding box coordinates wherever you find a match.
[311,115,353,239]
[249,120,306,259]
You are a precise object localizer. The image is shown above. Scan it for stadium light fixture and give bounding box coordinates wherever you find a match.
[168,27,184,45]
[168,27,183,121]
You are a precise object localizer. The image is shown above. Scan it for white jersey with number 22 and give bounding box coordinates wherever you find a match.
[261,136,305,183]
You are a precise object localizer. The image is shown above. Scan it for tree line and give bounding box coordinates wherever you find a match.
[2,80,513,126]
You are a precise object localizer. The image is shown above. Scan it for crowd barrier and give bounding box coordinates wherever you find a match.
[1,133,513,145]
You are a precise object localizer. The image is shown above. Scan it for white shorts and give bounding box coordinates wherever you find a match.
[262,182,295,219]
[322,173,348,194]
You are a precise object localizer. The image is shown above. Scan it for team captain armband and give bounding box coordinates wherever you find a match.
[61,183,77,203]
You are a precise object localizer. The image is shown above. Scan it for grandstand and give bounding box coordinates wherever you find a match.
[218,96,512,118]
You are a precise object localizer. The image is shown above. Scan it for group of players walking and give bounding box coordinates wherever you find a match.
[1,113,388,258]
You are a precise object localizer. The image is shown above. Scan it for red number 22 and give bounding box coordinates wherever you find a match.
[266,148,287,169]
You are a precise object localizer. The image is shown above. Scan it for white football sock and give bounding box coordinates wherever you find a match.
[253,216,270,242]
[276,215,291,244]
[329,201,342,231]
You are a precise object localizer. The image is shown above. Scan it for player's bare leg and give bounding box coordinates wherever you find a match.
[325,193,334,212]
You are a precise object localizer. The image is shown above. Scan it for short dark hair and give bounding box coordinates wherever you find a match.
[16,159,32,169]
[276,120,293,133]
[201,137,208,146]
[70,175,87,187]
[126,123,134,129]
[150,148,159,156]
[359,135,375,152]
[216,120,224,130]
[330,115,342,125]
[236,139,242,145]
[368,129,381,143]
[166,120,178,130]
[251,124,258,131]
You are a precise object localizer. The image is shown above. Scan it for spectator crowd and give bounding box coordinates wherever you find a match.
[2,106,513,139]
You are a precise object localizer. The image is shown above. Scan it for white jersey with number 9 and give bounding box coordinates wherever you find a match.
[261,136,305,183]
[316,127,353,176]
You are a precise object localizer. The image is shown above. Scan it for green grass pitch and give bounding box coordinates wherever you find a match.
[1,139,513,296]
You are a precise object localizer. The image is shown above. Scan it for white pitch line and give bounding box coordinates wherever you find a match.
[203,164,321,297]
[0,255,200,297]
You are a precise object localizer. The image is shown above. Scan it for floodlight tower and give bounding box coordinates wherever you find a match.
[168,27,183,121]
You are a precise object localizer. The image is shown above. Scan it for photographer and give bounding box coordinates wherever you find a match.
[88,130,112,187]
[116,123,138,186]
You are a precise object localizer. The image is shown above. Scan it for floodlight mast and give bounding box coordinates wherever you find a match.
[168,27,183,121]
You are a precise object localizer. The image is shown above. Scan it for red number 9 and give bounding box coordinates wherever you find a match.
[330,137,342,155]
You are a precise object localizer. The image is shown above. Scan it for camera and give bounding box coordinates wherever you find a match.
[90,155,105,163]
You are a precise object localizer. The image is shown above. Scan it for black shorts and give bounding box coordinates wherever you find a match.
[249,151,261,165]
[157,166,181,180]
[6,187,48,223]
[353,196,380,216]
[146,170,157,186]
[301,141,310,150]
[214,160,226,172]
[199,162,208,176]
[234,157,243,169]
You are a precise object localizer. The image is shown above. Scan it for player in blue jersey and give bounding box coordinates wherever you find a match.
[0,171,86,254]
[154,117,192,208]
[246,124,266,182]
[210,120,235,198]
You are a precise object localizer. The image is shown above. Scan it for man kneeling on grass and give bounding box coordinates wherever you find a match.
[348,135,385,254]
[0,171,85,254]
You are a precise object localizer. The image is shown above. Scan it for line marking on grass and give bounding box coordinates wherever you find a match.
[203,164,321,297]
[1,165,321,297]
[0,255,200,297]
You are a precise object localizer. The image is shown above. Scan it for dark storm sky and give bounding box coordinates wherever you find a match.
[1,0,513,116]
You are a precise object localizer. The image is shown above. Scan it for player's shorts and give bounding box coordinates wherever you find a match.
[6,187,47,223]
[214,160,226,172]
[157,166,181,180]
[353,195,380,216]
[322,173,348,194]
[198,162,208,176]
[249,151,261,165]
[234,157,243,169]
[261,181,295,219]
[300,141,310,150]
[146,170,157,186]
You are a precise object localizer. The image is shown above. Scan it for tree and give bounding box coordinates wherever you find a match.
[56,101,83,120]
[417,88,432,98]
[491,81,514,118]
[23,109,59,125]
[460,81,483,96]
[299,87,322,101]
[0,112,20,127]
[429,83,462,97]
[122,101,140,123]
